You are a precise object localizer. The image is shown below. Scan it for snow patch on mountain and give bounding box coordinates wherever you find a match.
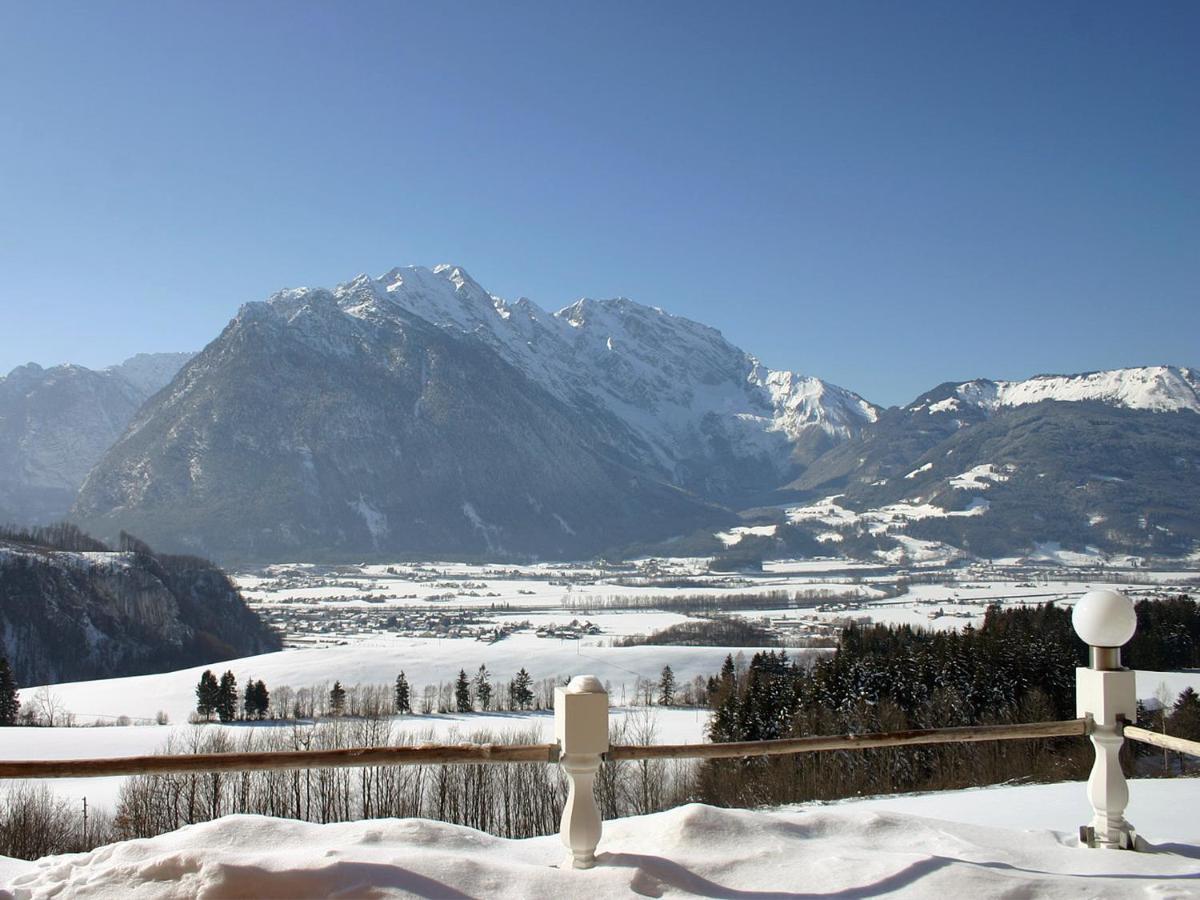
[949,464,1013,490]
[349,497,388,545]
[462,502,503,555]
[715,524,778,546]
[1028,541,1108,566]
[787,494,991,536]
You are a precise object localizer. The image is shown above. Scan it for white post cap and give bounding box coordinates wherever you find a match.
[565,675,606,694]
[1072,589,1137,648]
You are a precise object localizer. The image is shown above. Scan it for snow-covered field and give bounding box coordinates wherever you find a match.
[232,558,1200,639]
[23,637,811,725]
[2,780,1197,898]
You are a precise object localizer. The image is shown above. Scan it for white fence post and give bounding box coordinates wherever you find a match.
[1073,589,1138,849]
[555,674,608,869]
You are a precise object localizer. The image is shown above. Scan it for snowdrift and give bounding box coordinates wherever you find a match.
[3,781,1198,898]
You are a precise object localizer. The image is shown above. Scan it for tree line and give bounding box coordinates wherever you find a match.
[192,665,546,722]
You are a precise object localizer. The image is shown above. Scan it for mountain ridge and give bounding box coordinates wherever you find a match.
[13,263,1197,563]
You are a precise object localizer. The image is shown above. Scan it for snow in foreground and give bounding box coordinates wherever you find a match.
[2,780,1197,898]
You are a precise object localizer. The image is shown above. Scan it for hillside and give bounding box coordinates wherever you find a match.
[782,369,1200,561]
[0,529,279,686]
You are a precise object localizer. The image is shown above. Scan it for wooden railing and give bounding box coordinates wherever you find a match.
[607,719,1088,761]
[0,742,561,779]
[0,589,1193,866]
[1121,725,1200,758]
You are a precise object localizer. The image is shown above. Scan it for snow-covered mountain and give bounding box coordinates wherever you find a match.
[788,366,1200,560]
[71,266,877,560]
[334,265,878,499]
[37,264,1200,562]
[0,353,192,524]
[908,366,1200,417]
[72,274,736,560]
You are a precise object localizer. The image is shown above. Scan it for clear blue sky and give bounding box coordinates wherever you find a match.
[1,1,1196,406]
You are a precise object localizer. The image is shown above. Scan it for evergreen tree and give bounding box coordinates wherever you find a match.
[658,665,676,706]
[0,658,20,726]
[250,680,269,719]
[509,668,534,710]
[195,670,219,722]
[474,664,492,711]
[720,654,737,688]
[216,671,238,723]
[455,669,472,713]
[329,681,346,716]
[395,672,411,715]
[243,680,257,720]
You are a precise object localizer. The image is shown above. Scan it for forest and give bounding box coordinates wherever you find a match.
[700,597,1200,806]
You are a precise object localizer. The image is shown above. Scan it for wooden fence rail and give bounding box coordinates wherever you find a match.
[0,718,1090,780]
[0,742,560,779]
[1122,725,1200,758]
[606,718,1089,761]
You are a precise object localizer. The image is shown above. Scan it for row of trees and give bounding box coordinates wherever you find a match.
[195,667,546,721]
[189,662,729,724]
[106,707,692,848]
[564,588,866,615]
[451,665,520,712]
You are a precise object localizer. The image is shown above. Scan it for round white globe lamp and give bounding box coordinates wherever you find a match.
[1072,589,1136,670]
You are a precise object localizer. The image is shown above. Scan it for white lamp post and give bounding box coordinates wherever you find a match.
[555,674,608,868]
[1072,589,1138,849]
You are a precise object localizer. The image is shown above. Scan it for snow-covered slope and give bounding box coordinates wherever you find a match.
[335,264,878,497]
[4,784,1197,897]
[789,364,1200,560]
[912,366,1200,416]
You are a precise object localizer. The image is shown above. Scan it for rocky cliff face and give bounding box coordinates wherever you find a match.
[0,353,192,524]
[0,536,280,686]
